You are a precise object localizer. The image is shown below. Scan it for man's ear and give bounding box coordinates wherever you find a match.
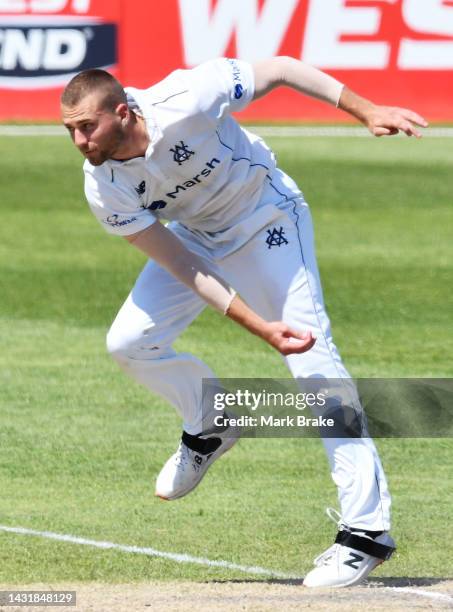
[115,103,129,123]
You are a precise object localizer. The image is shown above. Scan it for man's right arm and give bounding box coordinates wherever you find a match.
[125,222,316,356]
[252,57,428,137]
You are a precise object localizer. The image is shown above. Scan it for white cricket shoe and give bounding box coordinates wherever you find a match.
[304,508,396,588]
[155,424,239,501]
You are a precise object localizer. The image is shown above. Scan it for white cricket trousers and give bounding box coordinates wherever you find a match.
[106,199,391,531]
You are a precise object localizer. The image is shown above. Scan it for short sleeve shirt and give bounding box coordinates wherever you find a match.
[84,58,282,236]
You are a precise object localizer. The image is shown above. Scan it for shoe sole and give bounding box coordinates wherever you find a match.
[303,558,383,588]
[155,433,239,501]
[303,532,395,588]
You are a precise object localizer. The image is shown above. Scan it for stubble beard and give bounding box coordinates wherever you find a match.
[86,123,126,166]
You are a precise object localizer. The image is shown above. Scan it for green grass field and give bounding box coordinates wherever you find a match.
[0,132,452,584]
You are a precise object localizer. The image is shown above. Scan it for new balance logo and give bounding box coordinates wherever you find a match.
[143,200,167,211]
[134,180,146,196]
[343,552,365,570]
[170,141,195,165]
[266,226,288,249]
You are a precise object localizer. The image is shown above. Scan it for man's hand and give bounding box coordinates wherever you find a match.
[363,104,428,138]
[339,87,428,138]
[262,322,316,356]
[226,295,316,356]
[126,228,315,356]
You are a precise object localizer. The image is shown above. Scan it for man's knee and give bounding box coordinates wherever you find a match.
[106,323,170,364]
[106,326,135,365]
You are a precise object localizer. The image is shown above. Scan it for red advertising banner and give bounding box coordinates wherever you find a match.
[0,0,121,119]
[0,0,452,122]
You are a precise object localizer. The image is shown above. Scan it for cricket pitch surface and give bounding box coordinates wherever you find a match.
[1,579,452,611]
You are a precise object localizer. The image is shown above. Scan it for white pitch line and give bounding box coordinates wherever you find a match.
[1,524,453,606]
[388,586,453,604]
[0,524,294,579]
[1,125,453,138]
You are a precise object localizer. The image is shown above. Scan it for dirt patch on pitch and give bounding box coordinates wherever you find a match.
[1,580,452,611]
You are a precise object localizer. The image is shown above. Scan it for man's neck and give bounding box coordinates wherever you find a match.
[111,112,149,161]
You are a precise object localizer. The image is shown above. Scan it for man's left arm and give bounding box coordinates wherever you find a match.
[252,56,428,137]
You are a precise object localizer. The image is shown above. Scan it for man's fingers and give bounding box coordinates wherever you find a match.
[373,126,392,137]
[287,329,314,341]
[398,107,429,127]
[397,119,421,138]
[281,331,316,355]
[374,120,421,138]
[266,324,317,355]
[370,106,428,138]
[407,125,422,138]
[285,337,316,354]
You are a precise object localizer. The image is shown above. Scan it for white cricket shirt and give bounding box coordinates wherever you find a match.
[84,58,302,238]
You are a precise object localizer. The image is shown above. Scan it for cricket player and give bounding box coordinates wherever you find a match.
[61,56,427,587]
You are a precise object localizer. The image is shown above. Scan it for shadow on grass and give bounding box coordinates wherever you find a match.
[367,576,453,588]
[205,576,452,588]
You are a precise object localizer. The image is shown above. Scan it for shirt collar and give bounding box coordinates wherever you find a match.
[127,90,161,160]
[105,90,161,168]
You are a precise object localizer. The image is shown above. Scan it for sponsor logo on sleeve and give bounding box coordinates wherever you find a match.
[103,214,138,228]
[227,58,244,99]
[234,83,244,99]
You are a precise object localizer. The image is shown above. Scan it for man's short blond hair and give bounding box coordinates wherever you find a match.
[61,69,127,111]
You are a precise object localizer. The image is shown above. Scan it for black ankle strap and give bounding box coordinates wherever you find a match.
[335,530,395,561]
[182,431,221,455]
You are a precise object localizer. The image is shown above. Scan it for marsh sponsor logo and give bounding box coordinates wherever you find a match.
[0,0,117,89]
[143,157,222,211]
[166,157,221,200]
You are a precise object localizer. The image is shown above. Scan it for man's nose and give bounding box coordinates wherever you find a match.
[74,129,88,149]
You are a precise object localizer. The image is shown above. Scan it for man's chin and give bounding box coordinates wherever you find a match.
[84,152,108,166]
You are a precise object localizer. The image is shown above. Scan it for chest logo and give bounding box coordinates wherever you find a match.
[170,140,195,165]
[134,180,146,196]
[266,227,288,249]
